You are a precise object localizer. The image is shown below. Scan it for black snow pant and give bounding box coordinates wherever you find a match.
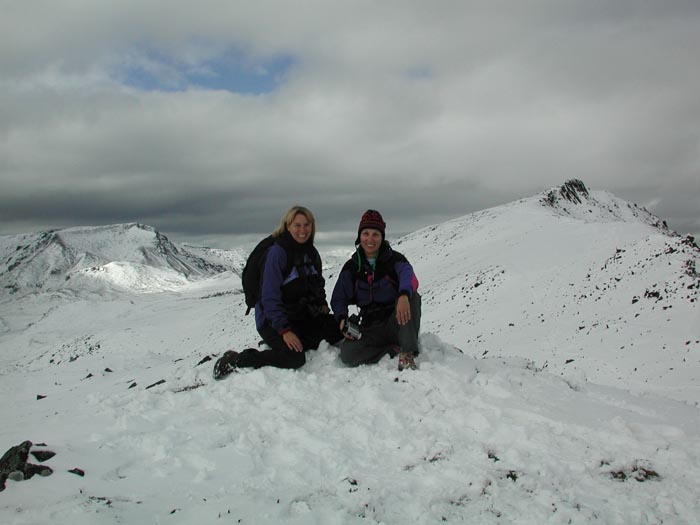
[340,292,421,367]
[236,313,343,370]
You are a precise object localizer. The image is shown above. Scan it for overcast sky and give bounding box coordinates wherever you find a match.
[2,1,699,249]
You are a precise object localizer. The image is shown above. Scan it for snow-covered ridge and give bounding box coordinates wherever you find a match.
[397,180,699,400]
[0,223,232,295]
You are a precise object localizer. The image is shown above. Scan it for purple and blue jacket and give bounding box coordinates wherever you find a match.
[331,243,419,325]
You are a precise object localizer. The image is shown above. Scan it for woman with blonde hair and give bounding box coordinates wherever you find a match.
[214,206,342,378]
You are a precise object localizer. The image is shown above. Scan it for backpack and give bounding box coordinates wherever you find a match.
[241,235,323,315]
[242,235,276,315]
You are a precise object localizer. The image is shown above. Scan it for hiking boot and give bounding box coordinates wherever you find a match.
[398,351,417,371]
[213,350,240,380]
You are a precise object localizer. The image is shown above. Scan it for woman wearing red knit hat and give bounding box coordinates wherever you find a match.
[331,210,421,370]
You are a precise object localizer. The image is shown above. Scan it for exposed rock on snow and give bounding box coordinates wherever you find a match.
[0,441,53,491]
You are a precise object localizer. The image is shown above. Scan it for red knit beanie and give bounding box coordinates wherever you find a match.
[357,209,386,239]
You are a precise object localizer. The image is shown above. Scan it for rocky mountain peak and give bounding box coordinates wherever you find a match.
[542,179,591,206]
[539,179,673,234]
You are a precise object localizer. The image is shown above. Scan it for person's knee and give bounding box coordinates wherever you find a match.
[410,292,422,317]
[340,346,361,367]
[289,352,306,369]
[272,348,306,369]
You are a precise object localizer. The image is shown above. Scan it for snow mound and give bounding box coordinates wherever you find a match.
[1,331,699,523]
[70,262,190,293]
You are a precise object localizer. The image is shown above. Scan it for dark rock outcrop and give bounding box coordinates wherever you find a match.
[0,440,53,491]
[542,179,591,207]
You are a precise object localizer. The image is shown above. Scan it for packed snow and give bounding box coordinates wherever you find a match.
[1,182,699,524]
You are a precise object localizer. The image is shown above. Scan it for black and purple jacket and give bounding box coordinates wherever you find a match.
[331,243,419,325]
[255,233,326,334]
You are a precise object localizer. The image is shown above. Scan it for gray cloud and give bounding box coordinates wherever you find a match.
[2,1,699,249]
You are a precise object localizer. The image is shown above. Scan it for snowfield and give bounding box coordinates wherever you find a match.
[1,182,699,524]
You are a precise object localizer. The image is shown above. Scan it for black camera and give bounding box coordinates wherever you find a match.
[346,314,362,339]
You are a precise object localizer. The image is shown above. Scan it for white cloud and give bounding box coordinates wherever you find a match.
[1,1,699,243]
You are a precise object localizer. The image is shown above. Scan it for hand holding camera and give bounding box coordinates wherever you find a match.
[342,314,362,340]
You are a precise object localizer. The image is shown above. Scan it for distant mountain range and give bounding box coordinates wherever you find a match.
[0,223,236,295]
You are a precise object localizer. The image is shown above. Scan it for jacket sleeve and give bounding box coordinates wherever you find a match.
[261,245,291,333]
[330,263,355,322]
[395,258,419,298]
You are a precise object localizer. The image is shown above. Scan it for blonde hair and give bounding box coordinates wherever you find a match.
[272,205,316,242]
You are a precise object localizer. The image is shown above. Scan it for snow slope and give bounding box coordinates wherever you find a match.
[1,181,699,524]
[394,180,700,401]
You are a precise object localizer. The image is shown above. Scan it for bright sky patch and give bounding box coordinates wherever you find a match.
[119,48,294,94]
